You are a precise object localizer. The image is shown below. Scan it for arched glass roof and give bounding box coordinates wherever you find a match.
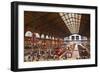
[59,13,81,34]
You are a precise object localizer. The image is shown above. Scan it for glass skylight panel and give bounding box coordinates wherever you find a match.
[72,13,74,17]
[59,13,64,16]
[68,13,72,18]
[62,16,66,20]
[65,15,69,19]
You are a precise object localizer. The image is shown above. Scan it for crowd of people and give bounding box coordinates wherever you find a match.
[24,33,90,62]
[24,43,75,62]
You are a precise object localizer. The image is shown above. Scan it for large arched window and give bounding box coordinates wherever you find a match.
[35,33,40,38]
[46,35,49,39]
[41,34,45,39]
[52,37,54,40]
[25,31,32,37]
[59,13,81,34]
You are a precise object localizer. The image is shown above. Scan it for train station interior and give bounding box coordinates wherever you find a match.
[24,11,90,62]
